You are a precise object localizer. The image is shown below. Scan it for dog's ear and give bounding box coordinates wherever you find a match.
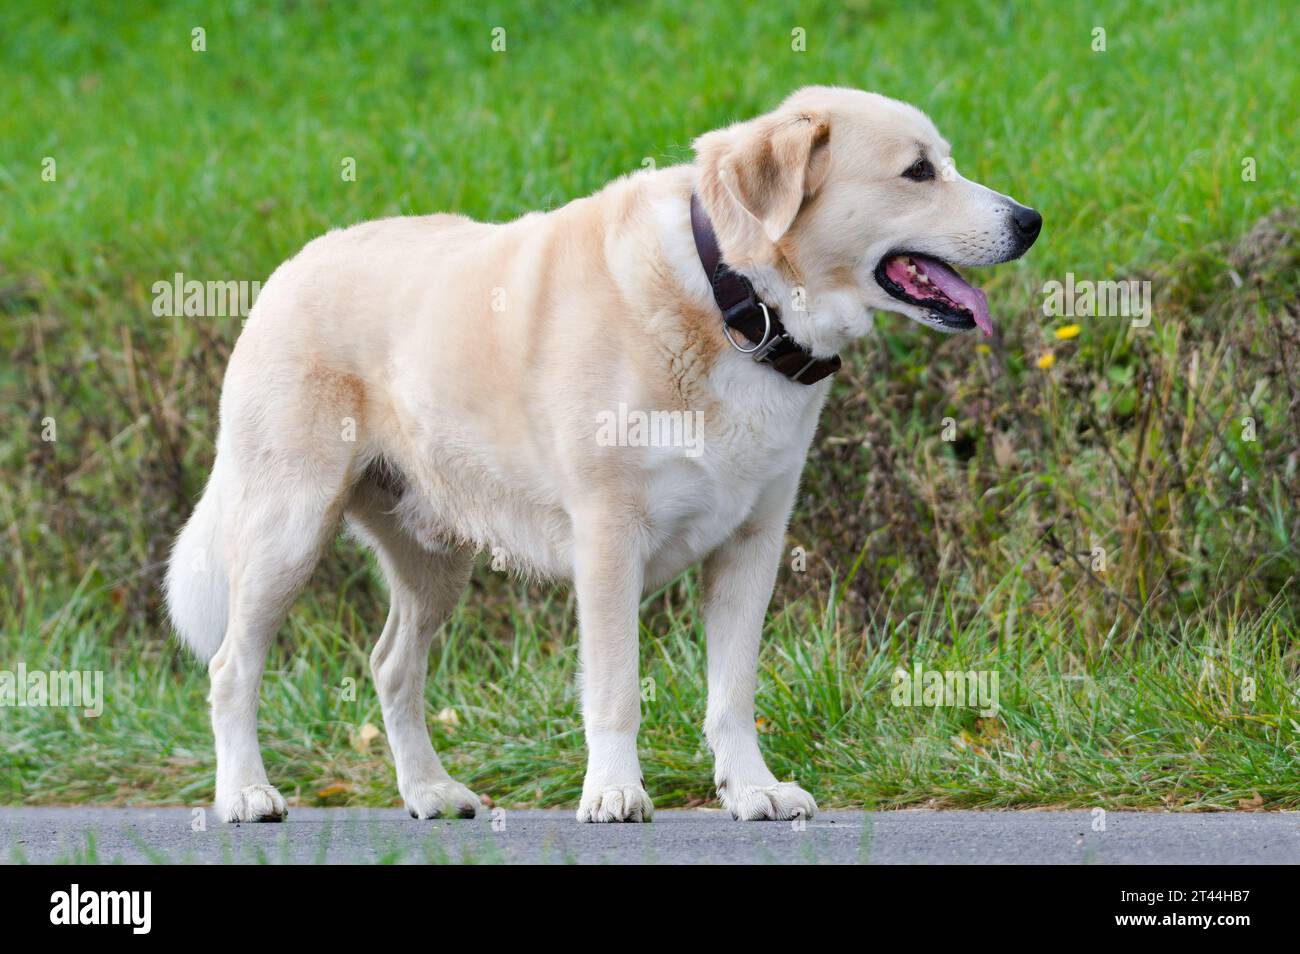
[695,110,831,256]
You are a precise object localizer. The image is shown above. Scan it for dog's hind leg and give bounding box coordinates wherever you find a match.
[347,483,479,820]
[201,353,367,822]
[209,468,349,823]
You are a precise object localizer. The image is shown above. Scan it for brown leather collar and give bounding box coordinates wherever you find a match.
[689,192,840,385]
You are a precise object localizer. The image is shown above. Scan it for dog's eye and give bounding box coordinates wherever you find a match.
[901,158,935,182]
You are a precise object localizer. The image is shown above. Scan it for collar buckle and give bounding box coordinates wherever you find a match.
[751,329,791,364]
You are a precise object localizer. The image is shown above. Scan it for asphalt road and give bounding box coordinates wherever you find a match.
[2,807,1297,864]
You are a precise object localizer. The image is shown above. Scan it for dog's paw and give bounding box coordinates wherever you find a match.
[403,779,480,820]
[219,784,288,823]
[576,784,654,823]
[722,781,817,822]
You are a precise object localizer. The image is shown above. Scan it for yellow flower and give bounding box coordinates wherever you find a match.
[975,343,991,355]
[1054,324,1081,340]
[1036,351,1056,370]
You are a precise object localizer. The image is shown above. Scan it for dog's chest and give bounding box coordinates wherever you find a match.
[638,381,821,585]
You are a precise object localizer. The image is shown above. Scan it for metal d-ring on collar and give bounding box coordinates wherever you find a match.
[722,302,771,355]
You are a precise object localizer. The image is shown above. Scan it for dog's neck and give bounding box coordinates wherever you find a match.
[682,177,869,362]
[688,192,840,385]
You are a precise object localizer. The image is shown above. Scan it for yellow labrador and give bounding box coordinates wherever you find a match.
[166,85,1040,823]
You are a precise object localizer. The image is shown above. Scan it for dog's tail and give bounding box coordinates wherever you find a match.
[164,456,231,663]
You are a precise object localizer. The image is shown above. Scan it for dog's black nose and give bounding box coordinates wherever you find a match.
[1012,205,1042,242]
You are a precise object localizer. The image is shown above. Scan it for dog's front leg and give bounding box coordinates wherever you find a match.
[702,484,818,821]
[573,512,653,823]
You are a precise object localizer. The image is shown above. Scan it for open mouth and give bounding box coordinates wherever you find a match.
[874,253,993,337]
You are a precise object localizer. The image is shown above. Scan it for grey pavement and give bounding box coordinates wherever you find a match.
[2,807,1298,864]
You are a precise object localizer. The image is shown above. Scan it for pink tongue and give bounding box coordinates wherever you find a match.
[914,256,993,337]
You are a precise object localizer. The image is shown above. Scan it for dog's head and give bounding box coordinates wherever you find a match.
[693,86,1040,349]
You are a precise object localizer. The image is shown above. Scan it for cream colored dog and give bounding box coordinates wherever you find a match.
[166,86,1039,824]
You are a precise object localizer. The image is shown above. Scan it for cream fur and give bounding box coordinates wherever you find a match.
[165,86,1036,823]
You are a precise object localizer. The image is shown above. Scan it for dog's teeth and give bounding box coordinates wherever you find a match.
[917,274,930,284]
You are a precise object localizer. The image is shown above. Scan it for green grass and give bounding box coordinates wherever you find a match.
[6,565,1299,811]
[2,0,1298,811]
